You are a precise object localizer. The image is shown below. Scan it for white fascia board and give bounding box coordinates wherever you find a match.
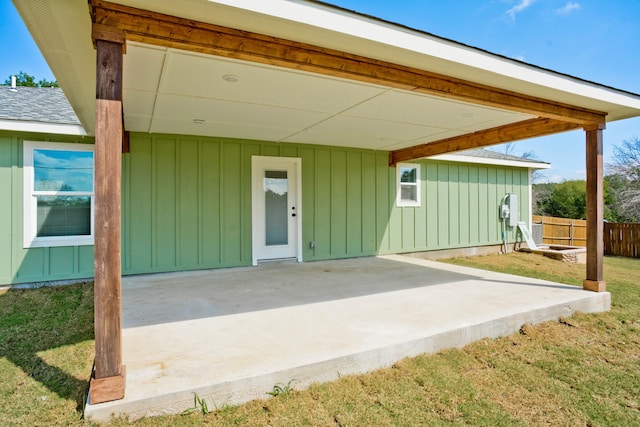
[202,0,640,113]
[0,120,87,136]
[428,153,551,170]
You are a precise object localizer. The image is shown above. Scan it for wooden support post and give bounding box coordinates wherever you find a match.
[90,36,126,404]
[583,125,606,292]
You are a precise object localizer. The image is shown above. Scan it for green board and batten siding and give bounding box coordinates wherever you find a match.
[1,132,530,284]
[0,133,95,285]
[122,134,529,274]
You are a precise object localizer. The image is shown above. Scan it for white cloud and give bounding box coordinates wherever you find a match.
[34,149,93,192]
[506,0,535,21]
[574,169,586,178]
[556,2,581,15]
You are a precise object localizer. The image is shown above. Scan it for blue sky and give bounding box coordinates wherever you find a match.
[2,0,639,182]
[34,149,94,192]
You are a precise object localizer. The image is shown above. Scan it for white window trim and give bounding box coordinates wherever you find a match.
[23,141,95,248]
[396,163,421,207]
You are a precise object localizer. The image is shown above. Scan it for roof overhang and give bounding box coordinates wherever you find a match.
[13,0,640,162]
[0,119,87,136]
[428,153,551,170]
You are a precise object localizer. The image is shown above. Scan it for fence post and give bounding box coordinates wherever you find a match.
[570,219,574,246]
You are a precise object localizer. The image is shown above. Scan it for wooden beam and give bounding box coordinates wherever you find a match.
[389,118,581,165]
[91,36,125,404]
[583,127,606,292]
[90,0,606,126]
[91,23,126,47]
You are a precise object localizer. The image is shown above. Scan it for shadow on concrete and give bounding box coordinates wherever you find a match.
[122,256,483,328]
[479,278,581,291]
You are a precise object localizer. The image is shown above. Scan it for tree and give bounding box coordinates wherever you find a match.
[607,136,640,222]
[490,142,545,182]
[604,174,635,222]
[544,180,586,219]
[533,179,618,221]
[4,71,58,88]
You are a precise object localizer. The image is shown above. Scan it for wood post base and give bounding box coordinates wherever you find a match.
[583,280,606,292]
[89,366,126,404]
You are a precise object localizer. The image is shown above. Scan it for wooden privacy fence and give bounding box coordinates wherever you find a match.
[604,222,640,258]
[532,215,587,247]
[532,215,640,258]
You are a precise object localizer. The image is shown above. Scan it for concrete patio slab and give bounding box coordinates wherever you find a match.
[84,255,610,421]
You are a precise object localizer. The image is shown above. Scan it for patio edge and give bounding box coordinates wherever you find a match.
[84,290,610,422]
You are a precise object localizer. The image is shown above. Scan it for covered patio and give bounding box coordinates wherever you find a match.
[14,0,640,416]
[84,255,610,421]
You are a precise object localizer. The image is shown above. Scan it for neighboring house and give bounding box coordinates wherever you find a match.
[11,0,640,404]
[0,85,549,285]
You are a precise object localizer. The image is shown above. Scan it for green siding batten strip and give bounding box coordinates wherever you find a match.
[361,152,377,254]
[330,150,347,257]
[346,151,362,255]
[155,138,177,269]
[458,165,470,246]
[468,166,480,245]
[178,139,199,268]
[300,147,315,260]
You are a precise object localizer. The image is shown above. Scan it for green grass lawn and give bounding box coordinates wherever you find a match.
[1,253,639,426]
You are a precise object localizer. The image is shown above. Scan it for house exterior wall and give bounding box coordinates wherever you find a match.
[0,132,530,284]
[0,132,95,285]
[123,133,529,274]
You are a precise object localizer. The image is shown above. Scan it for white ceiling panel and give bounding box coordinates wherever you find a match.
[345,91,534,128]
[119,41,542,152]
[283,129,404,150]
[150,118,299,142]
[303,115,448,141]
[123,44,166,92]
[123,89,157,117]
[458,115,535,132]
[153,94,330,130]
[159,49,388,113]
[124,115,153,132]
[388,129,470,149]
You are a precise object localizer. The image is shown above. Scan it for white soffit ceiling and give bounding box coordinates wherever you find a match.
[115,0,640,121]
[123,42,534,149]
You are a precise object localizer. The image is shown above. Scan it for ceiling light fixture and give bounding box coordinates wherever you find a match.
[193,119,205,125]
[222,74,239,83]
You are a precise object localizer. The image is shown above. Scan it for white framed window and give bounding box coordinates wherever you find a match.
[396,163,421,207]
[23,141,95,248]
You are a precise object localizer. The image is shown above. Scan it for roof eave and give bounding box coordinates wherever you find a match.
[427,153,551,170]
[0,119,88,136]
[13,0,640,137]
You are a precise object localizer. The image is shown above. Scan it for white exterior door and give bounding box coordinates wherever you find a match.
[252,156,301,265]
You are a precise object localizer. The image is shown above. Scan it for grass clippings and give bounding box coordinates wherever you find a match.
[1,253,639,426]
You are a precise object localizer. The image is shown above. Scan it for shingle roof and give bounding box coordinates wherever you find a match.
[0,86,80,125]
[455,148,548,165]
